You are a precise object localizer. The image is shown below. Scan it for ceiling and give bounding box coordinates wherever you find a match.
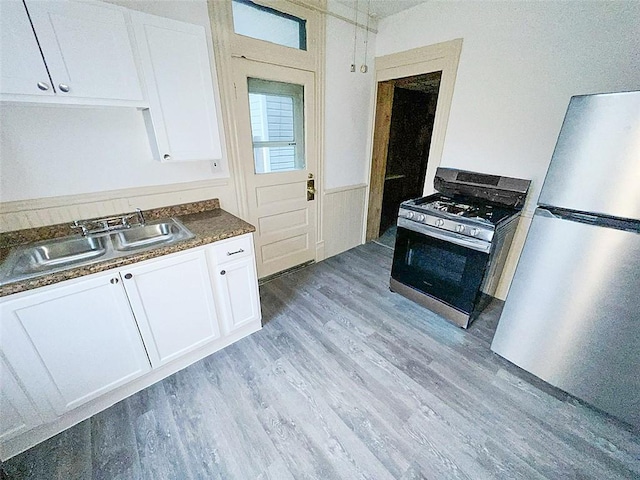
[334,0,427,19]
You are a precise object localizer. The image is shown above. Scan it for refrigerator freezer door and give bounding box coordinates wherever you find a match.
[539,91,640,221]
[491,209,640,427]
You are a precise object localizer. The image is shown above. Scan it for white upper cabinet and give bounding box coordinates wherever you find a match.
[130,11,223,162]
[26,0,144,103]
[0,0,54,96]
[0,0,144,105]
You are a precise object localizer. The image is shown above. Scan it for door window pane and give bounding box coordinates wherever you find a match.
[232,0,307,50]
[248,78,305,174]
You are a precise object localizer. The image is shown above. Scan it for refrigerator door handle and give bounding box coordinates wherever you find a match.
[536,208,557,219]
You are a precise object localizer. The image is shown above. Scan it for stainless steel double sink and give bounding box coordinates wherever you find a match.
[0,219,194,285]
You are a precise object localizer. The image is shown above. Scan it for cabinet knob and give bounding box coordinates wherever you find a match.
[220,270,226,275]
[110,278,119,284]
[124,273,133,280]
[163,153,171,161]
[58,84,70,93]
[37,81,50,91]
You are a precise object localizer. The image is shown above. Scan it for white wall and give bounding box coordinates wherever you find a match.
[374,1,640,298]
[375,1,640,213]
[0,0,235,209]
[324,0,376,190]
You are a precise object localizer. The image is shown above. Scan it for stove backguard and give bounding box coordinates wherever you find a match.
[434,168,530,208]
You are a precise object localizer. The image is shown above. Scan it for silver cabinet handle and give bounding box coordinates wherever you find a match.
[220,270,226,275]
[124,273,133,280]
[58,84,70,93]
[110,278,119,284]
[37,82,50,91]
[226,248,244,256]
[163,154,171,161]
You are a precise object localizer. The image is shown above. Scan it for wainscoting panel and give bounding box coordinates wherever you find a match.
[0,179,234,232]
[323,184,367,258]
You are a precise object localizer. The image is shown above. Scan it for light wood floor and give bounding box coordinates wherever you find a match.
[3,243,639,479]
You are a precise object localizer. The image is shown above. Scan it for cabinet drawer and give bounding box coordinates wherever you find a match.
[212,235,253,263]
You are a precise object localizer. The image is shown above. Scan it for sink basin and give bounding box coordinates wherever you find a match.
[110,220,192,251]
[0,218,194,286]
[11,236,108,275]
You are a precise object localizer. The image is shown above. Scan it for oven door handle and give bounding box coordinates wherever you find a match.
[397,218,492,253]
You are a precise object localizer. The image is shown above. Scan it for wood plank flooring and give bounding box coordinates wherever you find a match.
[3,242,639,479]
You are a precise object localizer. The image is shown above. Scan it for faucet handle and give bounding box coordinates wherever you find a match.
[70,220,89,236]
[136,208,146,226]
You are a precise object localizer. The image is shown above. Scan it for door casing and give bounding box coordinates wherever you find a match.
[365,38,463,242]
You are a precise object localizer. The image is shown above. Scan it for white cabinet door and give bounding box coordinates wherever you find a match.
[131,11,223,162]
[26,0,143,101]
[0,273,151,416]
[0,0,54,96]
[121,251,221,367]
[213,256,261,334]
[0,356,47,443]
[208,234,262,334]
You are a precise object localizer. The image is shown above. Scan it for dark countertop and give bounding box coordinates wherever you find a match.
[0,201,255,297]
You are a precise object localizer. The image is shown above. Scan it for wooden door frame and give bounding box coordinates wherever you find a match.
[365,38,463,241]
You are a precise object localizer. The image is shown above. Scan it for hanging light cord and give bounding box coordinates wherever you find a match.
[351,0,359,72]
[361,0,370,73]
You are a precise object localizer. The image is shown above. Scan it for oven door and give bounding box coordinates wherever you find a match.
[391,223,490,314]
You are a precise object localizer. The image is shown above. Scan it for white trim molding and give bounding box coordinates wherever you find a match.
[374,38,463,198]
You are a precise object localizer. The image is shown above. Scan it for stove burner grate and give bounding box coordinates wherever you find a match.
[426,200,479,217]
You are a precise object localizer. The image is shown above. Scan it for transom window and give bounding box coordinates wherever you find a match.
[231,0,307,50]
[248,78,305,174]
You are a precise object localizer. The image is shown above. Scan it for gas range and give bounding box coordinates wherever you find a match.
[390,167,531,329]
[398,193,520,244]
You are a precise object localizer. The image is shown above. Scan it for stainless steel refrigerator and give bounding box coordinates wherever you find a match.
[491,91,640,428]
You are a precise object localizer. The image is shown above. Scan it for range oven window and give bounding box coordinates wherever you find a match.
[391,226,489,314]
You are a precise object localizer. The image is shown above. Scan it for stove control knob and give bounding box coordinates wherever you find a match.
[435,219,445,227]
[418,214,426,222]
[456,224,465,233]
[407,211,415,219]
[470,228,480,237]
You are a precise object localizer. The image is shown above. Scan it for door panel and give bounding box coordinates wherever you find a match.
[258,209,308,235]
[234,59,317,277]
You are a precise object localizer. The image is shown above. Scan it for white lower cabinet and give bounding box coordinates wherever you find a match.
[0,356,47,444]
[0,234,261,460]
[214,256,261,334]
[0,272,151,418]
[121,250,221,367]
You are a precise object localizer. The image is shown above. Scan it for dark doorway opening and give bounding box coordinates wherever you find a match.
[371,72,442,248]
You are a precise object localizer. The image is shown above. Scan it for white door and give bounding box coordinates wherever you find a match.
[0,0,54,96]
[26,0,143,101]
[234,59,317,278]
[120,251,221,367]
[0,273,151,415]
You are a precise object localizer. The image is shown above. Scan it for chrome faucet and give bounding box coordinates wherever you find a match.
[136,208,146,226]
[71,208,146,236]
